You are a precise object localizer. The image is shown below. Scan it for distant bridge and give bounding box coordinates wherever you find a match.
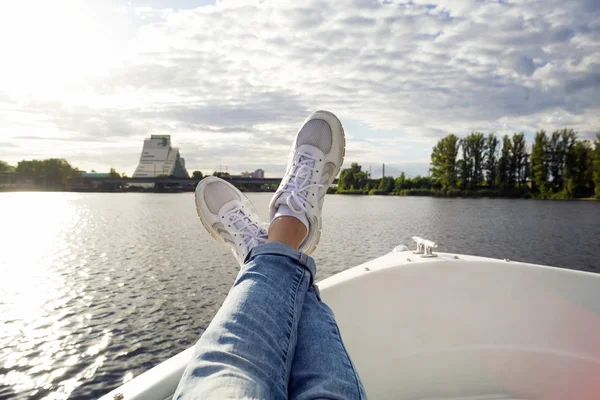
[89,176,283,185]
[82,176,338,189]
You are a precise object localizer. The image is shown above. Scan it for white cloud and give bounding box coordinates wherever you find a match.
[1,0,599,176]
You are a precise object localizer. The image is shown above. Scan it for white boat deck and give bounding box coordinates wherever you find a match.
[101,245,600,400]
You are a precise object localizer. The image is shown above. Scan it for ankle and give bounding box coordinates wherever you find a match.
[267,216,308,250]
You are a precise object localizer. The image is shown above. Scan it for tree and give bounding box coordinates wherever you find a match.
[430,134,459,191]
[547,129,576,192]
[496,135,512,191]
[378,176,395,193]
[547,131,562,191]
[395,172,407,191]
[212,171,230,178]
[192,170,204,180]
[410,175,433,189]
[16,159,79,188]
[530,130,549,196]
[338,163,369,190]
[108,168,121,179]
[484,134,499,189]
[511,133,528,186]
[594,133,600,199]
[470,132,486,188]
[0,160,15,173]
[459,132,485,189]
[564,140,593,198]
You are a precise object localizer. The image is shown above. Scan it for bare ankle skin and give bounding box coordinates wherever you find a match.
[267,216,308,250]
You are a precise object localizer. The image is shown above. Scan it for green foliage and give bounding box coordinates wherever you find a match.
[484,134,499,189]
[459,132,486,189]
[0,160,15,173]
[16,159,79,188]
[395,172,407,191]
[594,133,600,199]
[108,168,121,179]
[430,134,459,191]
[377,176,395,193]
[392,174,432,192]
[563,140,594,198]
[530,130,549,197]
[496,135,511,191]
[338,163,370,191]
[547,129,576,192]
[426,128,597,200]
[192,170,204,179]
[212,171,230,178]
[511,133,528,186]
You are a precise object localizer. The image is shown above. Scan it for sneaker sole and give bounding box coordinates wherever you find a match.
[303,110,346,255]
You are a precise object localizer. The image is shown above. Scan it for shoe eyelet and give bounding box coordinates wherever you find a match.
[228,225,231,227]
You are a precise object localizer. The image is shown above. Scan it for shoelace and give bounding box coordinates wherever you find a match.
[223,207,267,254]
[283,152,325,213]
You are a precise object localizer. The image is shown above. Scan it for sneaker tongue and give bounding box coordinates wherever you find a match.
[274,191,302,211]
[275,154,315,210]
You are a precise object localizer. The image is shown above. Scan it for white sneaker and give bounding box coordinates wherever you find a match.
[195,176,267,265]
[269,110,345,255]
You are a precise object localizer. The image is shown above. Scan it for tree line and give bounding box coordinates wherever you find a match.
[336,162,436,196]
[0,159,126,189]
[336,130,600,199]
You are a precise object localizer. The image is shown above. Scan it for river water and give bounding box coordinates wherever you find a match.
[0,192,599,399]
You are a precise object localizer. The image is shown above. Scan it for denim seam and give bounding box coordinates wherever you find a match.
[332,318,364,400]
[280,266,305,395]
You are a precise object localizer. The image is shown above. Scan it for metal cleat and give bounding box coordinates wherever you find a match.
[412,236,438,258]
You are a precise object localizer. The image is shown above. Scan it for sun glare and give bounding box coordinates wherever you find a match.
[0,1,123,100]
[0,193,80,324]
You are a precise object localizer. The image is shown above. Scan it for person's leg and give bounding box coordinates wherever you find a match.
[174,178,314,399]
[289,286,367,400]
[270,110,366,398]
[174,241,315,399]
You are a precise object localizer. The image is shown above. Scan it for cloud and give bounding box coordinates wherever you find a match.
[1,0,599,175]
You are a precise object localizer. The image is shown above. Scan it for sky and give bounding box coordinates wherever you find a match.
[0,0,599,178]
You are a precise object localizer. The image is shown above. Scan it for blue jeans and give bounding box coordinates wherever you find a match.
[173,242,366,399]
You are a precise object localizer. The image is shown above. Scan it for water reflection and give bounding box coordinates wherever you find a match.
[0,193,108,399]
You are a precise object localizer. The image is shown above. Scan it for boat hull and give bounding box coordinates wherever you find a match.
[101,251,600,400]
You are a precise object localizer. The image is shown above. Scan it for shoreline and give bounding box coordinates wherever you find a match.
[1,187,597,201]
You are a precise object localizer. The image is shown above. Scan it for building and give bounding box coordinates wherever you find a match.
[133,135,189,178]
[241,169,265,179]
